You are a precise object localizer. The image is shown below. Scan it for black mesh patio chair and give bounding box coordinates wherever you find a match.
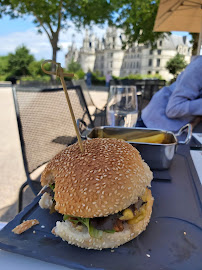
[13,85,94,212]
[109,79,120,86]
[143,79,166,100]
[72,79,95,107]
[72,79,107,126]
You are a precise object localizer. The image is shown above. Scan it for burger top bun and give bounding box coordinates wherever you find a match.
[41,138,153,218]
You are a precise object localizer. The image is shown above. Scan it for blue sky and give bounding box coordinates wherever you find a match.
[0,15,191,67]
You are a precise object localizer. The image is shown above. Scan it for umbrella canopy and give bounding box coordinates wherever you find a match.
[154,0,202,54]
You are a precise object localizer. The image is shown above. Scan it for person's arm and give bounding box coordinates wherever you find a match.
[166,57,202,118]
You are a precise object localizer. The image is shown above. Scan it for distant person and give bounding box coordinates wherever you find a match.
[105,72,112,87]
[139,56,202,132]
[86,70,92,88]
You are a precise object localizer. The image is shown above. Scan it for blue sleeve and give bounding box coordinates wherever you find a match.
[166,56,202,118]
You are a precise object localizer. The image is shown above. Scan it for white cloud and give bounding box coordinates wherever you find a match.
[0,27,80,66]
[0,28,52,60]
[0,22,108,66]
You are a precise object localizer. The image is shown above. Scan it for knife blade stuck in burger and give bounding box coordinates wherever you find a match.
[39,138,153,250]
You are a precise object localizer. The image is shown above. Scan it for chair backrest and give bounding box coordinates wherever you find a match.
[110,79,145,92]
[19,80,61,88]
[128,79,146,92]
[13,86,94,176]
[143,79,166,100]
[72,79,95,107]
[109,79,120,86]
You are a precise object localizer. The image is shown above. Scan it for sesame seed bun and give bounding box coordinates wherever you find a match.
[41,138,153,218]
[53,189,154,250]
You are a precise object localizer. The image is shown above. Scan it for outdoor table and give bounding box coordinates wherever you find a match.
[0,123,201,270]
[0,249,68,270]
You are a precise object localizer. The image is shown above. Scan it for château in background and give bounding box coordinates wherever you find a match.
[65,27,192,81]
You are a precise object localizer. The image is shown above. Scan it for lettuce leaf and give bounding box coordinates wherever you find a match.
[63,215,114,238]
[49,183,55,191]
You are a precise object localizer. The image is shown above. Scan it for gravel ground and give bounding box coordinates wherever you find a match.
[0,86,108,222]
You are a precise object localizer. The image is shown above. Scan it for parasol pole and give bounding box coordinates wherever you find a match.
[41,60,84,152]
[197,19,202,55]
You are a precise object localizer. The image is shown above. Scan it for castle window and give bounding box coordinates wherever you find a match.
[148,59,152,66]
[158,50,161,55]
[157,59,160,67]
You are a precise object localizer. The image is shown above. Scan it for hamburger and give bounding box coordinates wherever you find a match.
[39,138,153,250]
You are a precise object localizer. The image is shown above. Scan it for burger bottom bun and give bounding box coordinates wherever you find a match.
[53,190,154,250]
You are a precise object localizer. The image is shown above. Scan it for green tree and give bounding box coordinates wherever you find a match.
[0,0,113,67]
[112,0,167,48]
[0,56,9,75]
[68,60,82,73]
[75,69,85,79]
[112,0,199,55]
[29,59,51,77]
[166,53,187,78]
[190,33,199,56]
[6,45,34,76]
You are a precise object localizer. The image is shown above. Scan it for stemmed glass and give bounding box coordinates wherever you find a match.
[106,85,138,127]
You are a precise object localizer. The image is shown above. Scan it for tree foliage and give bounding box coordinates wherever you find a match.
[166,53,187,78]
[0,0,113,64]
[67,59,85,79]
[0,45,52,78]
[68,59,82,73]
[111,0,168,48]
[6,45,34,76]
[29,59,51,77]
[0,56,9,75]
[190,33,199,56]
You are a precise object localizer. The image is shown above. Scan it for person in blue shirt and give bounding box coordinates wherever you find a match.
[86,70,92,88]
[140,56,202,132]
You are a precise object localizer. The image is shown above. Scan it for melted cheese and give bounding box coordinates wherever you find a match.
[119,188,150,224]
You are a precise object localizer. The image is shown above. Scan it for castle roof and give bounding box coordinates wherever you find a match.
[162,34,191,50]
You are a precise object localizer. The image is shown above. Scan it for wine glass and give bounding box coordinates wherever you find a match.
[106,85,138,127]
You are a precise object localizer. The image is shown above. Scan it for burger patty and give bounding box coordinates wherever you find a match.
[90,198,144,232]
[90,213,122,232]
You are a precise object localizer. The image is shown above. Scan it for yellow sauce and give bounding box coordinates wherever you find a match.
[119,188,150,224]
